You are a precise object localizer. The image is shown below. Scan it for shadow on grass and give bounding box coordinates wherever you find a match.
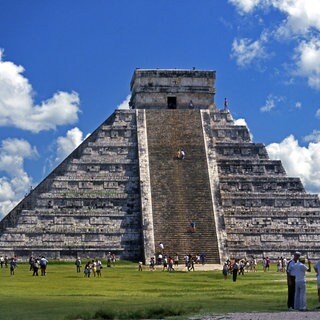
[68,305,201,319]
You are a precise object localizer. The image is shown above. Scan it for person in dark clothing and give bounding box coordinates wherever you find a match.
[232,260,239,282]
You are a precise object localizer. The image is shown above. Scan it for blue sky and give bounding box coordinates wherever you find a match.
[1,0,320,218]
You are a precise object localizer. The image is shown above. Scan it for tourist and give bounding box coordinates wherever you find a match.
[187,255,195,272]
[159,242,164,253]
[4,256,8,268]
[40,256,48,276]
[189,100,193,109]
[174,254,179,267]
[84,261,92,277]
[287,251,300,310]
[180,149,185,160]
[9,257,17,276]
[29,256,35,271]
[190,221,196,233]
[293,256,311,311]
[32,258,40,276]
[157,253,163,265]
[200,253,205,265]
[239,260,245,276]
[162,256,168,271]
[75,257,81,273]
[92,260,97,277]
[0,256,4,268]
[314,259,320,307]
[149,257,155,271]
[168,257,174,272]
[232,259,239,282]
[222,262,228,280]
[138,261,143,271]
[95,259,102,277]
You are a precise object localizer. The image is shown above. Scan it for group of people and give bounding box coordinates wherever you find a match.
[83,259,103,277]
[146,249,206,272]
[29,256,48,276]
[223,256,258,281]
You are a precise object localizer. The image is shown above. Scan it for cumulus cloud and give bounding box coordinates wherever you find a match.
[231,36,267,67]
[266,134,320,194]
[0,138,37,218]
[273,0,320,38]
[0,49,81,133]
[228,0,263,13]
[293,38,320,90]
[117,95,131,110]
[229,0,320,90]
[55,127,87,164]
[303,130,320,143]
[235,117,253,140]
[260,94,284,112]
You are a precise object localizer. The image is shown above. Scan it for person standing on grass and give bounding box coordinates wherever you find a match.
[75,257,81,273]
[292,256,311,311]
[40,256,48,276]
[314,259,320,307]
[9,257,17,276]
[287,251,300,310]
[232,259,239,282]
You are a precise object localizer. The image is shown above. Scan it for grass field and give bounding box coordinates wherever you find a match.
[0,261,318,320]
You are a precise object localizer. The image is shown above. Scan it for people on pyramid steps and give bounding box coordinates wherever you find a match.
[176,148,185,160]
[189,221,196,232]
[159,242,164,253]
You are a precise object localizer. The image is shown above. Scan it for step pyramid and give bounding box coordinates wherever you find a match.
[0,68,319,262]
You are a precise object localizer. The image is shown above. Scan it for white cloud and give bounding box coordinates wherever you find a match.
[316,109,320,119]
[293,38,320,90]
[229,0,263,13]
[0,138,37,218]
[272,0,320,38]
[295,101,302,108]
[266,134,320,194]
[229,0,320,90]
[231,37,267,67]
[117,95,131,109]
[303,130,320,143]
[260,94,284,112]
[235,117,253,140]
[0,49,81,133]
[55,127,86,164]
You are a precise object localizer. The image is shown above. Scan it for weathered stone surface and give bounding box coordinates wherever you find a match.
[1,68,320,262]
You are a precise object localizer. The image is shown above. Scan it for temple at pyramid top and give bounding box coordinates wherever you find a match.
[129,68,216,110]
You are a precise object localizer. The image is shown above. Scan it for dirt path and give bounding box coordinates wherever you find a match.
[190,311,320,319]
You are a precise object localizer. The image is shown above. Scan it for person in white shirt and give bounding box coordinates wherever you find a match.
[314,260,320,305]
[286,251,300,310]
[292,256,311,311]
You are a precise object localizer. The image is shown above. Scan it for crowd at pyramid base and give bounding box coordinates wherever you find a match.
[0,69,320,263]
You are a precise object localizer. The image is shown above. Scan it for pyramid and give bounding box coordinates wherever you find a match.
[0,68,320,262]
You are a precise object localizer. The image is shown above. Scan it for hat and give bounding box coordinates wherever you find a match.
[294,251,301,257]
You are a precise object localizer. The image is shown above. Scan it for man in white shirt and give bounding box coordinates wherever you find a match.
[286,251,300,310]
[292,256,311,311]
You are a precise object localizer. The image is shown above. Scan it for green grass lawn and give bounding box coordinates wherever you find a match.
[0,261,318,320]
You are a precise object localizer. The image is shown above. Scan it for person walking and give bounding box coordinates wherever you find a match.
[286,251,300,310]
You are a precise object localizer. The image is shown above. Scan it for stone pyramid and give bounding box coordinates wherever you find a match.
[0,68,319,262]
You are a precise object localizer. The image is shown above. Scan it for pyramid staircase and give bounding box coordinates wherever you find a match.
[145,109,220,263]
